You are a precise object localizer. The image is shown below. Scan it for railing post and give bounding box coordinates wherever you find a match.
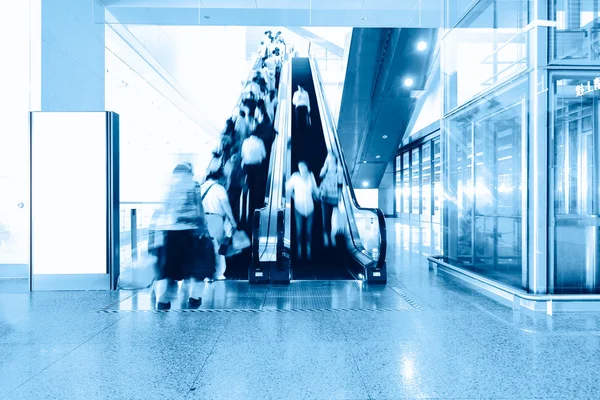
[131,209,138,262]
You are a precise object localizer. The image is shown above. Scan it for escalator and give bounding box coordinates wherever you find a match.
[289,58,355,280]
[282,57,387,283]
[249,54,387,284]
[223,51,288,280]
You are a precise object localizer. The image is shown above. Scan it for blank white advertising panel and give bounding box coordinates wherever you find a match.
[31,112,107,276]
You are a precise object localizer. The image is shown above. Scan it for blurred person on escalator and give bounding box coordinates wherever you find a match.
[241,130,267,223]
[201,167,237,282]
[293,85,311,129]
[254,101,277,191]
[273,49,283,88]
[265,90,278,123]
[234,109,250,140]
[252,71,268,97]
[286,161,318,261]
[263,54,277,92]
[242,93,259,123]
[220,118,236,164]
[154,163,213,310]
[319,152,344,247]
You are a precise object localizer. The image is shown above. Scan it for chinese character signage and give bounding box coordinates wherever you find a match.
[576,78,600,97]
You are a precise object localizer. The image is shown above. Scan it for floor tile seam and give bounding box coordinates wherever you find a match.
[0,312,130,400]
[98,290,141,311]
[335,311,374,400]
[184,314,231,399]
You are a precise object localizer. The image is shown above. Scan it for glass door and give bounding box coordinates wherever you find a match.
[552,75,600,293]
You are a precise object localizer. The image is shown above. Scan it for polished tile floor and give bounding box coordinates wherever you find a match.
[2,218,600,399]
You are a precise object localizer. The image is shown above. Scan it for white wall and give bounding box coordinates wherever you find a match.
[0,1,31,264]
[37,0,105,111]
[354,189,379,209]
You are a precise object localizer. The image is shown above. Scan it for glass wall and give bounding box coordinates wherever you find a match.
[550,72,600,293]
[442,0,529,112]
[444,78,527,289]
[550,0,600,64]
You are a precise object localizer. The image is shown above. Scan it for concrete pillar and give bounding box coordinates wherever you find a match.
[31,0,105,112]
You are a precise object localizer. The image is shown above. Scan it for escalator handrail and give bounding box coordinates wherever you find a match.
[256,60,290,261]
[308,56,387,269]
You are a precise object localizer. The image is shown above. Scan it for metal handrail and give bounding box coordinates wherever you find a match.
[428,255,600,302]
[308,56,387,269]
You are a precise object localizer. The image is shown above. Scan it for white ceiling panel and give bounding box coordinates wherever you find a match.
[311,0,363,10]
[201,0,256,8]
[362,0,420,11]
[255,0,309,9]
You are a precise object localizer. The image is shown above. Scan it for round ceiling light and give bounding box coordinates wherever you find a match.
[362,181,369,187]
[403,77,414,87]
[382,135,388,139]
[417,40,428,51]
[361,17,368,21]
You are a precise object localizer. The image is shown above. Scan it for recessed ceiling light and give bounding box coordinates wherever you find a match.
[362,181,369,187]
[361,17,368,21]
[382,135,388,139]
[403,77,414,87]
[417,40,427,51]
[376,155,381,159]
[363,160,367,164]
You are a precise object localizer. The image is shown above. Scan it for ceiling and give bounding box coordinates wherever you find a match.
[336,28,438,189]
[95,0,442,27]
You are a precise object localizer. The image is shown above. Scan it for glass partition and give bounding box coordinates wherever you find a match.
[444,78,527,289]
[433,138,442,223]
[403,153,411,213]
[421,142,432,217]
[411,148,421,215]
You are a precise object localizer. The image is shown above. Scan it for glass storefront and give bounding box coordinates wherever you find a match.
[444,79,527,289]
[550,73,600,293]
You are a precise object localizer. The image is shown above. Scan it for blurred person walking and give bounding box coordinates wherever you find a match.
[286,161,318,261]
[154,163,214,310]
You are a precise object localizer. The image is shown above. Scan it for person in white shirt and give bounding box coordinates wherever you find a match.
[263,56,277,91]
[292,85,311,129]
[286,161,318,261]
[241,131,267,221]
[200,168,237,281]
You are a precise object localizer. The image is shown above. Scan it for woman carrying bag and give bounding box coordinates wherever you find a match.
[154,163,215,310]
[200,167,247,281]
[319,152,344,247]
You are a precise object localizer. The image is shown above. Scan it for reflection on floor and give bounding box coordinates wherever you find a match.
[2,218,600,399]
